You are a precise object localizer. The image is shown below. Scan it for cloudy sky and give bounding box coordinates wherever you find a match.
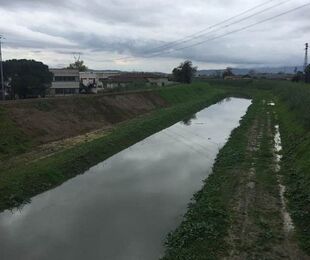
[0,0,309,72]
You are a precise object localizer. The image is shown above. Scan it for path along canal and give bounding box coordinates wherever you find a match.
[0,98,251,260]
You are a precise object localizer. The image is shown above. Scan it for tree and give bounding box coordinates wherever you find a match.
[292,71,304,82]
[67,60,88,72]
[182,114,197,126]
[3,59,53,99]
[248,69,256,77]
[212,70,222,79]
[222,67,234,78]
[172,60,197,84]
[305,64,310,83]
[79,82,96,94]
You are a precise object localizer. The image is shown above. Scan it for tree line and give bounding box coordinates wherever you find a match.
[0,59,88,99]
[1,59,53,99]
[292,65,310,83]
[1,59,310,100]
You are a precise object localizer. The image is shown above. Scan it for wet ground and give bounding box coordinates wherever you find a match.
[225,100,308,260]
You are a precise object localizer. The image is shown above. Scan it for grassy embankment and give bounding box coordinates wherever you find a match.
[0,83,236,212]
[274,83,310,254]
[0,108,32,159]
[210,80,310,254]
[0,89,168,161]
[163,80,310,258]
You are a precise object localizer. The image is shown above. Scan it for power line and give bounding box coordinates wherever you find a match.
[166,128,219,151]
[168,128,219,149]
[3,1,309,67]
[175,126,221,147]
[146,2,310,58]
[161,130,215,160]
[116,0,293,61]
[100,0,306,64]
[134,0,292,56]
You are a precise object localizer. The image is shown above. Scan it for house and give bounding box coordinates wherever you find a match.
[79,71,120,93]
[106,73,171,89]
[146,75,171,87]
[49,69,80,96]
[224,76,244,80]
[106,76,146,89]
[0,79,10,99]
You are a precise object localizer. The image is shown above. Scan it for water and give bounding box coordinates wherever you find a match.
[0,98,251,260]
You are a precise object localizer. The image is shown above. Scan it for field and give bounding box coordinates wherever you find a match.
[164,80,310,259]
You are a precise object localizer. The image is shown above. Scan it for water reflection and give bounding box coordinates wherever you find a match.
[182,113,197,126]
[0,98,251,260]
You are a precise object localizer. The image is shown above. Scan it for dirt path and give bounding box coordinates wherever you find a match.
[225,101,308,259]
[0,126,112,172]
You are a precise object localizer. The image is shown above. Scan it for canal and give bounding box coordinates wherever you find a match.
[0,98,251,260]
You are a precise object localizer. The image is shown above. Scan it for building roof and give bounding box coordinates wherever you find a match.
[107,72,168,83]
[50,68,79,76]
[50,68,79,73]
[107,76,147,84]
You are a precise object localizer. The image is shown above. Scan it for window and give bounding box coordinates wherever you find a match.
[54,76,77,82]
[55,88,77,95]
[55,89,64,95]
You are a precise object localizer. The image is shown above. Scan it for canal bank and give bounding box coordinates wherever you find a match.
[163,95,308,259]
[0,84,237,211]
[0,98,251,260]
[201,79,310,257]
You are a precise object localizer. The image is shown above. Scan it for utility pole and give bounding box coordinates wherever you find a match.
[0,35,5,100]
[304,43,309,72]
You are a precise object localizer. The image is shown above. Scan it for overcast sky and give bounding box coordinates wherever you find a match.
[0,0,309,72]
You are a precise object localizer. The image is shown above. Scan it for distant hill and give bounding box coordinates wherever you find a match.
[198,66,303,76]
[89,70,169,76]
[89,69,123,74]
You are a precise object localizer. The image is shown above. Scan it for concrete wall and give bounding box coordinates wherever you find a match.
[147,78,170,87]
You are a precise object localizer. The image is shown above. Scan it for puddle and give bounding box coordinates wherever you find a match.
[274,124,294,234]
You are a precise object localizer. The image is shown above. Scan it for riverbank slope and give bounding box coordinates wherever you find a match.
[0,84,233,211]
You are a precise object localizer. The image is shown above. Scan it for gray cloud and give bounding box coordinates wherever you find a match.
[1,0,309,72]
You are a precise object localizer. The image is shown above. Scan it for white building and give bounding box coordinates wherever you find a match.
[79,71,121,93]
[49,69,80,96]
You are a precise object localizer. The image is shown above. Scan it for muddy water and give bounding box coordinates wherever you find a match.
[0,98,251,260]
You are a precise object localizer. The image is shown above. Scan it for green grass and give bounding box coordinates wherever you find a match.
[275,100,310,254]
[0,107,32,160]
[163,81,310,258]
[249,103,284,254]
[209,79,310,254]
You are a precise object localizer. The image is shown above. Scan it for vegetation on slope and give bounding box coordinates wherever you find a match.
[0,107,32,159]
[163,80,310,258]
[207,79,310,254]
[0,91,168,160]
[276,100,310,254]
[0,84,230,212]
[272,81,310,253]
